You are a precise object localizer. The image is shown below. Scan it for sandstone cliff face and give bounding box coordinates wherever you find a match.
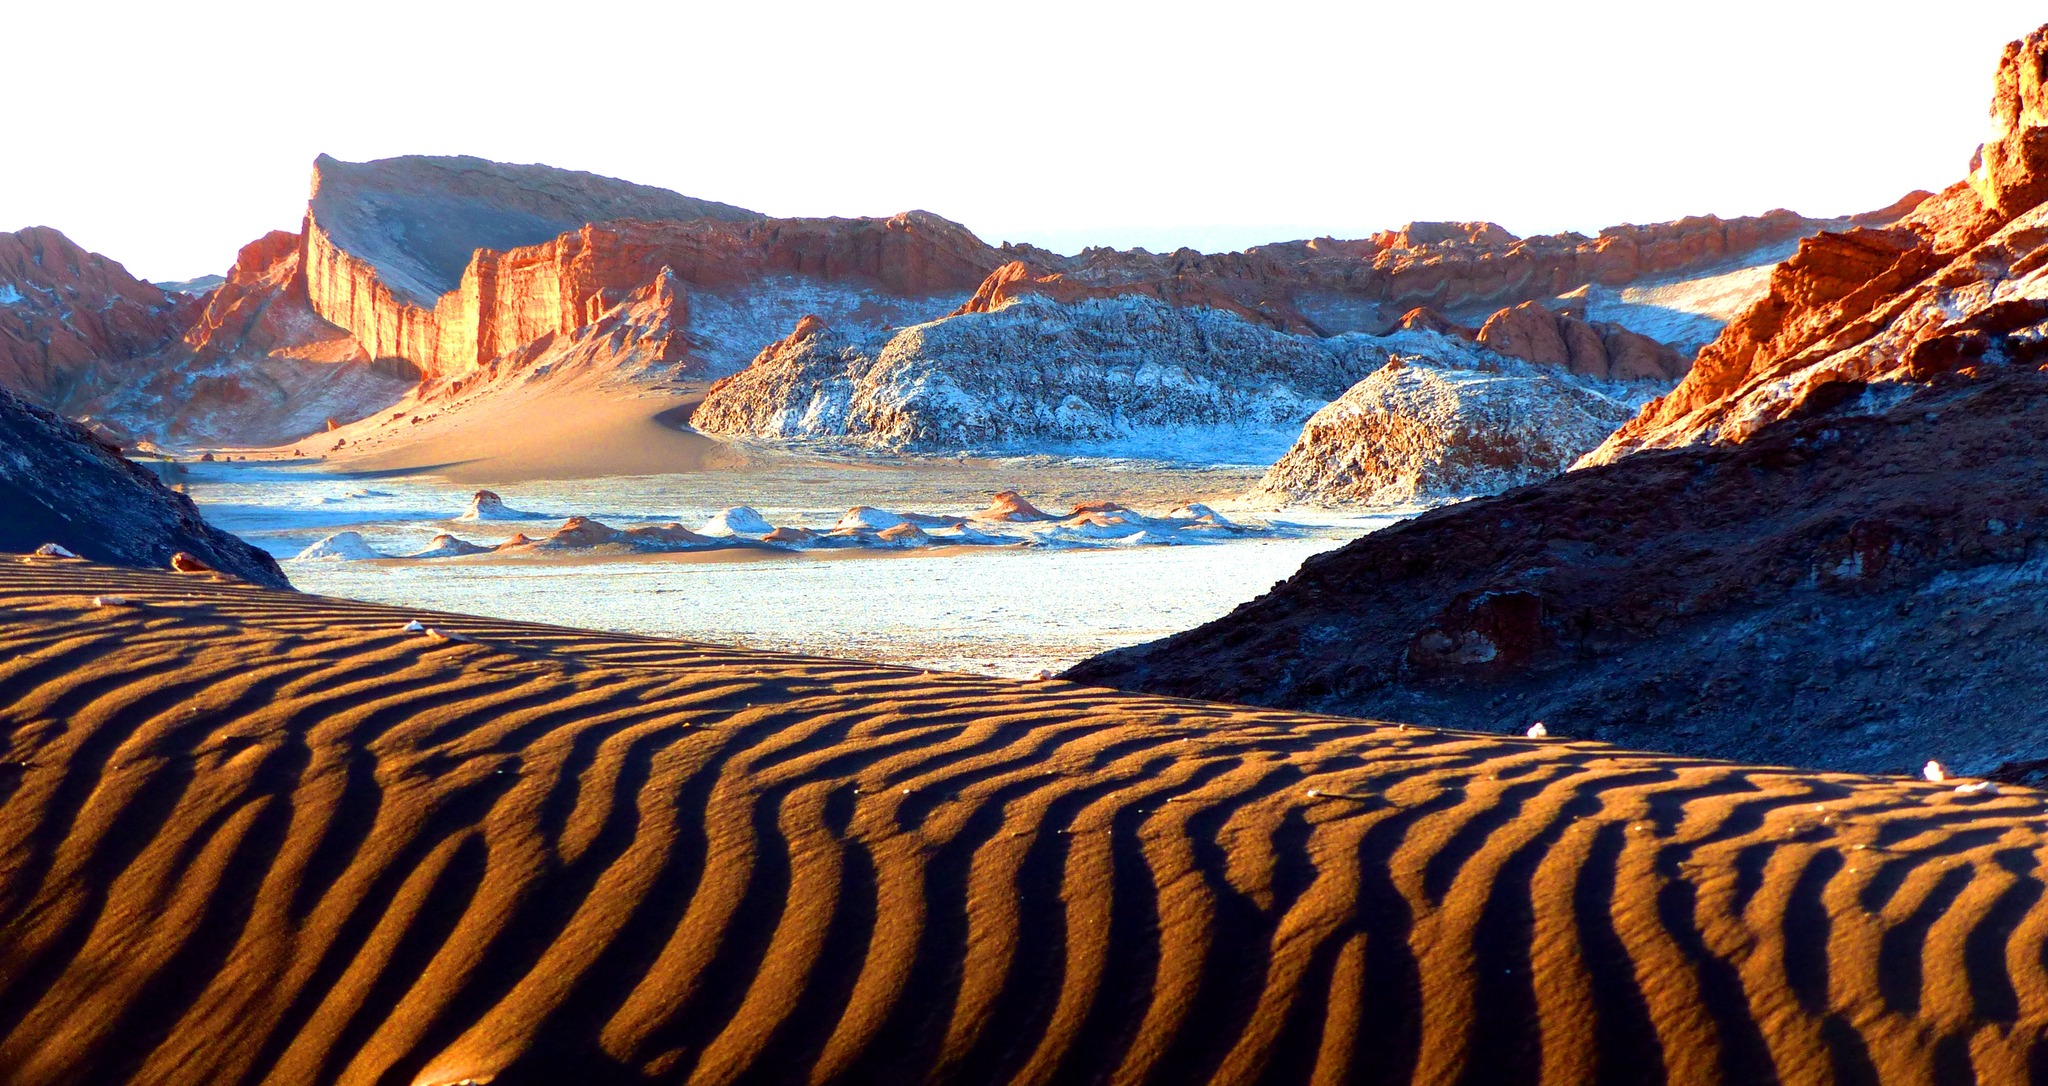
[1246,350,1637,508]
[273,153,1876,435]
[306,154,760,305]
[1584,24,2048,465]
[1068,370,2048,776]
[302,198,1006,384]
[0,382,288,587]
[0,227,194,408]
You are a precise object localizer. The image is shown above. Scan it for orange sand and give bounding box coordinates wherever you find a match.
[1,555,2044,1083]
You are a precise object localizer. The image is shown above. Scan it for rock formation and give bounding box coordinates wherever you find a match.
[0,149,1912,449]
[287,156,1010,389]
[1584,24,2048,464]
[79,230,418,445]
[691,295,1392,451]
[0,383,289,587]
[270,155,1894,427]
[1246,350,1637,507]
[0,227,194,407]
[1473,300,1686,381]
[460,489,537,520]
[305,153,758,307]
[1070,369,2048,775]
[992,206,1899,343]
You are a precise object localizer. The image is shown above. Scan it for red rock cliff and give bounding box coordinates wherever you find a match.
[1584,23,2048,464]
[301,210,1006,383]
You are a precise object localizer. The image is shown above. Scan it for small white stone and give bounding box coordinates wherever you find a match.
[1923,760,1949,783]
[33,543,77,558]
[1955,780,1999,796]
[402,620,427,633]
[91,596,131,608]
[1526,722,1548,739]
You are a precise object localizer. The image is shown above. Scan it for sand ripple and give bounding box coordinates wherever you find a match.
[0,556,2044,1083]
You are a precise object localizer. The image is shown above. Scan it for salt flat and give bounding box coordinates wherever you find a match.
[178,455,1402,676]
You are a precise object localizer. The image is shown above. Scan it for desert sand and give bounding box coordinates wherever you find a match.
[2,553,2045,1084]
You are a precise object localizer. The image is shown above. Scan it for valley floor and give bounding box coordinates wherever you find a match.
[176,443,1401,676]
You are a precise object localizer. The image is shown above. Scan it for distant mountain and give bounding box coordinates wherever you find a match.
[0,152,1917,454]
[155,273,225,296]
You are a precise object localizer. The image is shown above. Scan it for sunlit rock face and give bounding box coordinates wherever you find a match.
[1584,24,2048,466]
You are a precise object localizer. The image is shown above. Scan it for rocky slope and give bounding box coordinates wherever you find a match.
[1583,25,2048,465]
[0,383,288,587]
[691,296,1396,451]
[1245,350,1638,507]
[1070,370,2048,775]
[0,227,195,409]
[80,230,417,444]
[695,292,1671,480]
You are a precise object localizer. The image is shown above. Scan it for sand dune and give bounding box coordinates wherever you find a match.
[2,555,2046,1084]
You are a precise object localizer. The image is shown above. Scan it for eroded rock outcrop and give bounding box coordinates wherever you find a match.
[1585,24,2048,464]
[0,383,288,587]
[1247,351,1637,508]
[985,208,1879,347]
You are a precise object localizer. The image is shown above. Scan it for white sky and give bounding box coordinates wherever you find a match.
[5,1,2041,282]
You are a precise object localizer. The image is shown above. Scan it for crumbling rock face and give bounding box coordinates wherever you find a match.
[1586,24,2048,465]
[0,384,288,587]
[1068,372,2048,775]
[0,227,195,407]
[1246,350,1637,508]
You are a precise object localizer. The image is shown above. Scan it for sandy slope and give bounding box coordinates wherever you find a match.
[299,376,745,483]
[2,556,2046,1084]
